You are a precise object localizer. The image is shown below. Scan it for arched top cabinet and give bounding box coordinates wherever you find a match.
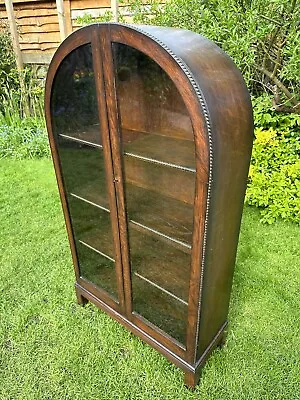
[45,23,253,387]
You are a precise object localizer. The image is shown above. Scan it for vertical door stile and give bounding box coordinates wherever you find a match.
[91,28,125,312]
[45,73,81,286]
[98,26,133,319]
[185,182,207,364]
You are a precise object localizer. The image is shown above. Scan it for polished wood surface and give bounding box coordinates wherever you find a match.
[45,23,253,388]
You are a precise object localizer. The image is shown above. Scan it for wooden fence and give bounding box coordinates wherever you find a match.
[0,0,137,65]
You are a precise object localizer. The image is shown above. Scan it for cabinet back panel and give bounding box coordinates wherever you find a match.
[124,156,195,205]
[126,183,194,245]
[113,44,194,141]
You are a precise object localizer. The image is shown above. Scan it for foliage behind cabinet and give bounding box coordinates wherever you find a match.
[45,23,253,387]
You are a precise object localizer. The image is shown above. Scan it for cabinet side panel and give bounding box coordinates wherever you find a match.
[197,146,251,355]
[187,46,253,358]
[170,35,253,357]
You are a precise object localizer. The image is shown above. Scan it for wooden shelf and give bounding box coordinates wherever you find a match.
[57,141,110,211]
[122,129,196,172]
[68,194,115,261]
[58,124,102,147]
[134,272,188,306]
[59,127,196,172]
[58,139,195,247]
[132,274,188,345]
[69,189,192,303]
[69,181,194,250]
[77,240,118,301]
[126,183,193,246]
[129,228,191,303]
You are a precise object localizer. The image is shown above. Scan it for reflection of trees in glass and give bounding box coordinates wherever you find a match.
[51,44,98,135]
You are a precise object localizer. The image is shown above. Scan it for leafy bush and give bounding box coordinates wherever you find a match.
[126,0,300,223]
[76,10,115,25]
[0,119,50,159]
[127,0,299,109]
[0,21,19,100]
[0,21,44,119]
[247,97,300,223]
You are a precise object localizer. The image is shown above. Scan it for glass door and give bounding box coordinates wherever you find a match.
[112,43,196,345]
[50,43,120,302]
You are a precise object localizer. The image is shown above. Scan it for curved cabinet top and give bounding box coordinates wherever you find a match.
[45,23,253,186]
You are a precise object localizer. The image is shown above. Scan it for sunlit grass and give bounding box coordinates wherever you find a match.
[0,159,299,399]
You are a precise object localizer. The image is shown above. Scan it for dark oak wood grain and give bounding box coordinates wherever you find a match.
[45,23,253,388]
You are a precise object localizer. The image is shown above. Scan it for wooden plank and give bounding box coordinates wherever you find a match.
[15,8,58,18]
[22,51,53,64]
[71,7,111,19]
[20,23,59,33]
[13,2,56,10]
[4,0,23,70]
[0,0,49,4]
[71,0,110,9]
[19,31,60,42]
[19,42,58,50]
[17,15,59,26]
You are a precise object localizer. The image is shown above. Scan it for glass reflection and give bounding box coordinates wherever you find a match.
[50,44,117,300]
[114,43,196,344]
[58,138,109,209]
[132,275,187,344]
[51,44,101,145]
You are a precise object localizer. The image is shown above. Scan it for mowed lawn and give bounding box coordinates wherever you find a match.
[0,158,299,400]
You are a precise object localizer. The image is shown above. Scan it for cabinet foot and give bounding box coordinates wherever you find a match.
[75,286,88,306]
[184,370,201,389]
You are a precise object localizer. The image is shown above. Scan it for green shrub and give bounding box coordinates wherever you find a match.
[0,21,19,101]
[76,10,115,25]
[0,120,50,159]
[127,0,299,107]
[247,97,300,224]
[0,22,44,120]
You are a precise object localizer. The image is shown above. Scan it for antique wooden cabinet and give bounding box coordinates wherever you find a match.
[45,23,253,387]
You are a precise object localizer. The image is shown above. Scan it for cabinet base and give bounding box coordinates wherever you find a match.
[75,282,227,389]
[184,324,228,388]
[75,284,88,306]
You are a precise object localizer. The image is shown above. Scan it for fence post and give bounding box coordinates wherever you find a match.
[4,0,23,71]
[111,0,119,22]
[56,0,67,41]
[64,0,72,35]
[4,0,30,117]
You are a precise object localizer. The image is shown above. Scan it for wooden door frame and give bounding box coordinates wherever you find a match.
[103,24,209,364]
[44,25,126,314]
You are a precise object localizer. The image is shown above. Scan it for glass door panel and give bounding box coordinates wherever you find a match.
[113,43,196,344]
[50,43,118,301]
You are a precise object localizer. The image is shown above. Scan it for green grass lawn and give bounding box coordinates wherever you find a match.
[0,158,299,400]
